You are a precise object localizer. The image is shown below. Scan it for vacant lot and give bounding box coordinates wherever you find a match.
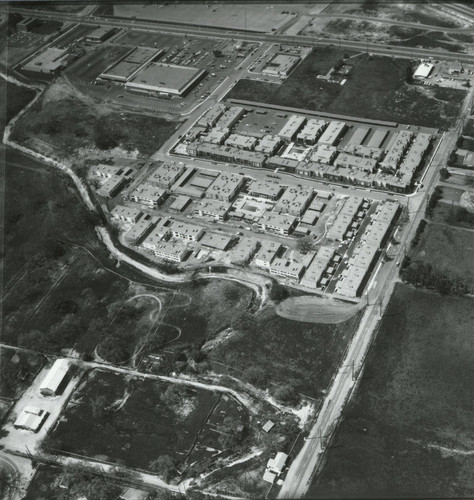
[209,306,362,400]
[408,221,474,290]
[10,79,181,158]
[50,370,236,471]
[228,51,465,129]
[308,285,474,498]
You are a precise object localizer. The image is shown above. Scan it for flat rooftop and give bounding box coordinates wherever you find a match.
[125,62,205,95]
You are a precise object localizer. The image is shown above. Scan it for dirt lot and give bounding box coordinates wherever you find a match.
[308,284,474,499]
[228,51,466,129]
[10,78,181,159]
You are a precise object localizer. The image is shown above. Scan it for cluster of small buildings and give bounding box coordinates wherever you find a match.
[14,359,71,433]
[183,104,435,193]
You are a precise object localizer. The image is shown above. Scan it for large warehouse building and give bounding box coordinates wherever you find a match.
[124,62,206,97]
[99,47,164,83]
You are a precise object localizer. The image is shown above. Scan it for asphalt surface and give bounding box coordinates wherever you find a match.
[3,6,474,65]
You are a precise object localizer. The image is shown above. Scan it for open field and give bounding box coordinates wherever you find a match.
[209,306,362,400]
[407,221,474,290]
[228,51,466,129]
[10,79,181,158]
[307,284,474,498]
[49,369,248,472]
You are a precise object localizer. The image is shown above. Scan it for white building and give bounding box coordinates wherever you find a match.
[39,359,70,397]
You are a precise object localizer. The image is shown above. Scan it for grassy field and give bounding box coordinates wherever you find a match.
[10,80,181,158]
[307,284,474,498]
[209,306,362,400]
[408,221,474,290]
[430,200,474,230]
[49,370,245,472]
[228,52,465,129]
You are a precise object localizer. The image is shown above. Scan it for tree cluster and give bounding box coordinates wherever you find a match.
[401,259,469,295]
[425,186,442,218]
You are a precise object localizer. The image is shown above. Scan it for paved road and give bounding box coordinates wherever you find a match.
[3,6,474,64]
[277,85,473,499]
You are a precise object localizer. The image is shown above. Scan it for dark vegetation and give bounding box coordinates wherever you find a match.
[307,285,474,499]
[24,465,122,500]
[11,90,181,157]
[0,78,36,134]
[0,347,44,399]
[210,307,362,400]
[49,370,248,475]
[228,51,465,129]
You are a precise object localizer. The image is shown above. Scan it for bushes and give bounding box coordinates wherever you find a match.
[425,187,442,218]
[411,219,427,247]
[401,259,469,295]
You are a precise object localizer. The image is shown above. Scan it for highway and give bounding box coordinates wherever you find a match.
[277,85,473,499]
[3,6,474,65]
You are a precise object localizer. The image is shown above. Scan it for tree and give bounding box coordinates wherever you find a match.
[439,168,450,181]
[297,235,315,254]
[148,455,177,482]
[273,383,300,406]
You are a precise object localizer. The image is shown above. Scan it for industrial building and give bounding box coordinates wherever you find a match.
[125,63,206,96]
[23,47,72,74]
[413,62,434,80]
[39,359,70,397]
[17,17,39,33]
[86,26,116,42]
[262,53,300,76]
[14,407,48,432]
[100,47,164,83]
